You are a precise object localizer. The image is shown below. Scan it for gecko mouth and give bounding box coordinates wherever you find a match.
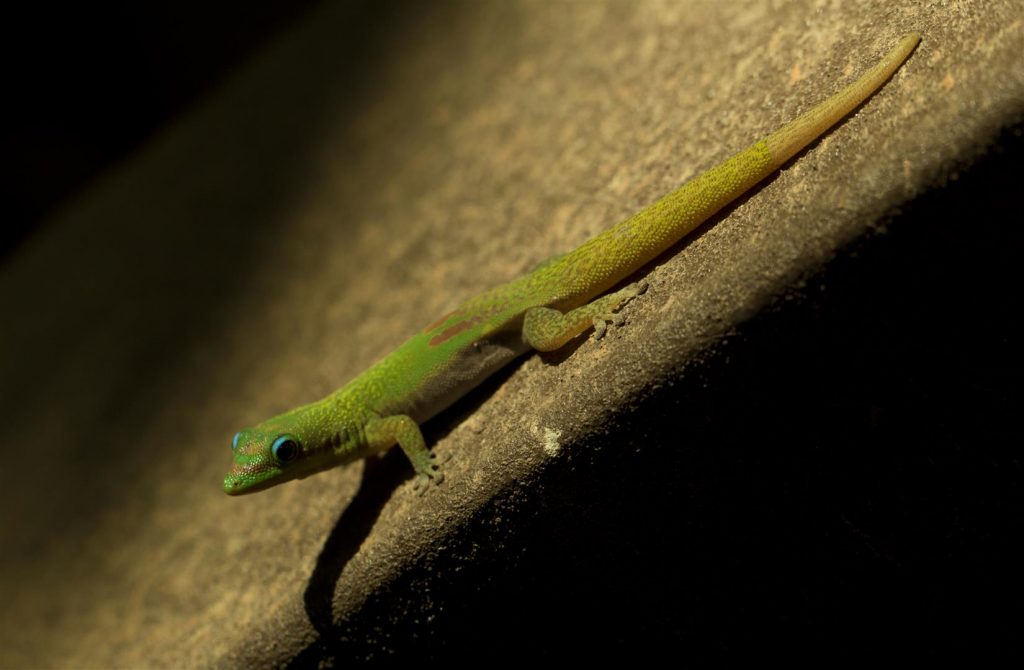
[223,455,324,495]
[222,467,278,496]
[222,473,253,496]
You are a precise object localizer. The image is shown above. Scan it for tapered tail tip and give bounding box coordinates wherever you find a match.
[899,32,922,51]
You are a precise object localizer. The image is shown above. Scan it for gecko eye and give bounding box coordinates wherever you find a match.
[271,435,300,463]
[232,432,242,451]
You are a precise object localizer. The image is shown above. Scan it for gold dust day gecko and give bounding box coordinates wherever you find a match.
[225,33,920,496]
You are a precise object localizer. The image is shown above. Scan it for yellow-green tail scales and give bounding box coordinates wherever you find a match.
[533,32,922,311]
[225,34,920,496]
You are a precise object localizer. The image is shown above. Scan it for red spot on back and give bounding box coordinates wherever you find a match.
[424,310,459,333]
[429,317,480,347]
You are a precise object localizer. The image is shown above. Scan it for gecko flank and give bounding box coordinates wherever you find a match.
[225,33,921,496]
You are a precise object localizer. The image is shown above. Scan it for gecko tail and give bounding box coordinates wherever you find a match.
[542,33,920,303]
[764,32,921,168]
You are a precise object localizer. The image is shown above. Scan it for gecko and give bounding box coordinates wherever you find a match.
[224,33,920,496]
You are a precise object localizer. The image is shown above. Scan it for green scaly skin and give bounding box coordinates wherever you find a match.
[225,33,920,496]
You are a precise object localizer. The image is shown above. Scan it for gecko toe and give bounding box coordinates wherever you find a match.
[412,452,447,495]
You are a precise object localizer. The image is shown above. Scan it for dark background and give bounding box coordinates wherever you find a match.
[2,2,1020,663]
[0,1,319,259]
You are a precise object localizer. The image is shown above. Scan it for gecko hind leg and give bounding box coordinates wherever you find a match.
[523,280,648,352]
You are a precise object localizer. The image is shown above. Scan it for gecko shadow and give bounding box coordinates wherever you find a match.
[289,448,407,667]
[288,358,522,668]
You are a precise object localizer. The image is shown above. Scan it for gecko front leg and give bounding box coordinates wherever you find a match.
[365,415,444,493]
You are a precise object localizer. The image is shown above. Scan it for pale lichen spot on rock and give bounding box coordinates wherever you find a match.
[541,427,562,457]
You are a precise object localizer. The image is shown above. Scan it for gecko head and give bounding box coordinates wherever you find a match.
[223,413,344,495]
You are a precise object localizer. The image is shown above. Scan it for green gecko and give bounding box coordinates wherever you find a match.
[225,33,920,496]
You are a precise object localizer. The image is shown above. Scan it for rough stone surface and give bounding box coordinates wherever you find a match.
[1,0,1021,666]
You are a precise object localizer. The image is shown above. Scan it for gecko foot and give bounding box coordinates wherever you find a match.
[412,451,449,495]
[592,280,649,339]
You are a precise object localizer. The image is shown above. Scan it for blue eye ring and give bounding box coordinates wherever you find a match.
[232,432,242,450]
[272,435,300,463]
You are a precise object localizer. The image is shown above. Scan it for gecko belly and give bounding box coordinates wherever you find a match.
[401,330,530,424]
